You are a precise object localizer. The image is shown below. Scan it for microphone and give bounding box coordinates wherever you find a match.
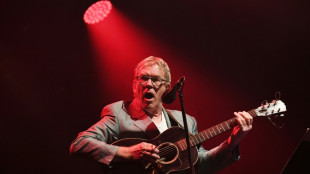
[162,76,185,104]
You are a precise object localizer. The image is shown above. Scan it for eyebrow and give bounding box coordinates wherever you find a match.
[139,74,161,78]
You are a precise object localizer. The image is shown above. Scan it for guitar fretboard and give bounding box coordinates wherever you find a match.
[177,109,257,151]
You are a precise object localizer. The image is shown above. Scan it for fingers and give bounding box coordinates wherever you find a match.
[142,150,160,159]
[234,112,246,127]
[242,111,253,125]
[138,142,160,159]
[234,111,253,131]
[140,142,158,153]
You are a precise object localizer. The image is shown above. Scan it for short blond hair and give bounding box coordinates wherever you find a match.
[134,56,171,83]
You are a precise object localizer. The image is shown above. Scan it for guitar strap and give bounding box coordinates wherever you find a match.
[165,110,180,127]
[165,109,194,136]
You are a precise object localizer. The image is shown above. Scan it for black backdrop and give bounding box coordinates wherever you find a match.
[1,0,309,173]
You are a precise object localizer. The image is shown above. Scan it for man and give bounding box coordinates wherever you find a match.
[70,56,253,173]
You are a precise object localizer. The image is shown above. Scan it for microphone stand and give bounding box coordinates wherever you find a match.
[177,81,195,174]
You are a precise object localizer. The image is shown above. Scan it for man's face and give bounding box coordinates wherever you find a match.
[133,64,169,111]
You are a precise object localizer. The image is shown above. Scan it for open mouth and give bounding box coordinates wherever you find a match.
[144,93,154,100]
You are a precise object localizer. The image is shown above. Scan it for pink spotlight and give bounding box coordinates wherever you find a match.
[83,0,112,24]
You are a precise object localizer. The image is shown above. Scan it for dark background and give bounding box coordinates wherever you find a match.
[1,0,309,173]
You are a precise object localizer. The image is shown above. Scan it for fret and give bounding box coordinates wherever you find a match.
[184,140,188,148]
[215,126,219,134]
[192,135,198,144]
[220,123,226,131]
[201,134,206,141]
[208,130,213,137]
[185,140,188,148]
[176,140,182,150]
[195,136,200,144]
[190,141,196,147]
[225,121,230,129]
[201,131,207,141]
[189,137,195,146]
[211,128,215,136]
[200,134,204,142]
[180,140,185,151]
[216,125,221,133]
[212,127,217,135]
[203,130,209,140]
[218,124,223,132]
[197,134,202,143]
[205,130,210,138]
[181,140,186,150]
[193,136,197,144]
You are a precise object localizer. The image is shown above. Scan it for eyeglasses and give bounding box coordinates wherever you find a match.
[136,75,168,88]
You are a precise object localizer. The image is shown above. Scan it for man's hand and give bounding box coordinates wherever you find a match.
[227,111,253,149]
[234,111,253,132]
[116,142,160,162]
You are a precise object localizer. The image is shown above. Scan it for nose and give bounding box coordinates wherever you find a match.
[144,79,153,88]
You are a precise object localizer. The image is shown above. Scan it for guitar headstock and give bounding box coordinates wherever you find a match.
[254,100,287,117]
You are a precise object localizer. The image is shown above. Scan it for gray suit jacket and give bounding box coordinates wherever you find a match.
[70,101,239,173]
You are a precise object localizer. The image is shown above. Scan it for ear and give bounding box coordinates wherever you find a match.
[132,79,138,97]
[165,83,171,91]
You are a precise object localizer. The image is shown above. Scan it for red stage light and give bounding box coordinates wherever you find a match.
[83,0,112,24]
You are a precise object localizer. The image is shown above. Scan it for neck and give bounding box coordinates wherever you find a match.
[129,98,163,119]
[144,103,163,119]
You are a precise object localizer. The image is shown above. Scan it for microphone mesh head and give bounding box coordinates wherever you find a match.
[162,92,176,104]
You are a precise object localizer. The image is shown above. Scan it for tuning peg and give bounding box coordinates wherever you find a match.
[261,100,268,109]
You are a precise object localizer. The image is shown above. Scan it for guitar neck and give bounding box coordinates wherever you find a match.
[178,109,257,149]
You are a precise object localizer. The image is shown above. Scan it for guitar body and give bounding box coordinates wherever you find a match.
[112,127,198,174]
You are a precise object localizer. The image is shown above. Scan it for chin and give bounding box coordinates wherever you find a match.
[147,101,162,109]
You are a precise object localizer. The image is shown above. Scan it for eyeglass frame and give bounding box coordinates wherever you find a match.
[135,75,169,88]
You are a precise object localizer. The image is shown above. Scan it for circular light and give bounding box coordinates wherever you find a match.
[83,0,112,24]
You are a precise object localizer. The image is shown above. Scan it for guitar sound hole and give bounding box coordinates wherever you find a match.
[157,142,179,164]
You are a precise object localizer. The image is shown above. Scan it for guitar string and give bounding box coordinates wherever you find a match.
[156,125,228,156]
[157,140,191,155]
[151,109,277,160]
[158,145,197,160]
[156,135,202,157]
[157,141,194,157]
[156,120,237,157]
[158,146,178,157]
[158,146,175,156]
[159,148,177,159]
[157,129,228,157]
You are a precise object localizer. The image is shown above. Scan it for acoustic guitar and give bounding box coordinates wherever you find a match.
[111,99,287,174]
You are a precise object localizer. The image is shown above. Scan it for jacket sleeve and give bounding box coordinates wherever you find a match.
[190,117,240,174]
[70,105,120,165]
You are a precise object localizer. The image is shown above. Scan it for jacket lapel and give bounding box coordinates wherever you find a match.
[131,108,178,139]
[133,116,160,139]
[162,109,173,128]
